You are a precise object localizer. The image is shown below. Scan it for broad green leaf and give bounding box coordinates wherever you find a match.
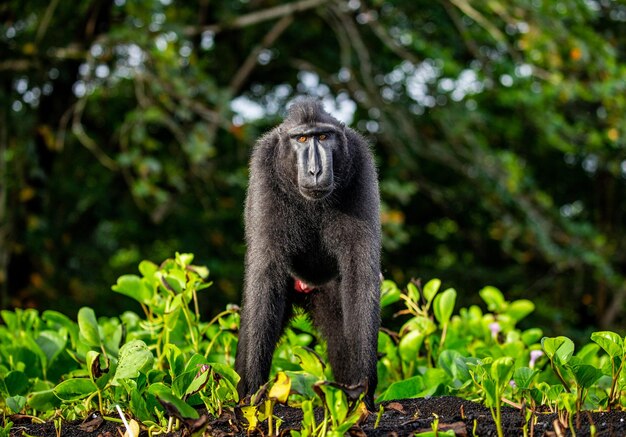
[185,365,211,397]
[156,391,199,419]
[5,371,29,396]
[184,353,210,373]
[53,378,98,401]
[479,286,506,313]
[491,357,515,387]
[591,331,624,359]
[210,362,240,392]
[28,389,62,411]
[294,347,325,378]
[380,280,401,308]
[77,307,101,347]
[423,278,441,304]
[4,346,43,379]
[112,275,153,305]
[284,371,318,399]
[521,328,543,346]
[165,344,185,377]
[506,299,535,322]
[138,260,158,279]
[175,252,194,267]
[420,368,450,396]
[113,340,154,383]
[268,372,291,404]
[42,310,79,344]
[1,310,18,331]
[438,350,470,383]
[130,389,155,424]
[7,395,26,414]
[576,343,601,364]
[542,336,575,364]
[572,363,604,389]
[433,288,457,326]
[545,384,564,402]
[172,369,197,399]
[399,330,425,362]
[376,376,424,402]
[513,367,538,390]
[36,330,67,363]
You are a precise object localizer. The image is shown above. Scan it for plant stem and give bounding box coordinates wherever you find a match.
[551,363,571,393]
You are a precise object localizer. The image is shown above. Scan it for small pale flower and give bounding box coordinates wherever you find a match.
[489,322,501,339]
[529,349,544,368]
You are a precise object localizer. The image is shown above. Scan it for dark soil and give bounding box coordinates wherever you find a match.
[6,397,626,436]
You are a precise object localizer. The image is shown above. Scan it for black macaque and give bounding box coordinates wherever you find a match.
[235,98,381,410]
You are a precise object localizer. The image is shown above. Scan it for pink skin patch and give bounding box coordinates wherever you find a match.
[294,278,315,293]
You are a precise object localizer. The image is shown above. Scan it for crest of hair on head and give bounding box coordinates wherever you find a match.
[287,97,342,127]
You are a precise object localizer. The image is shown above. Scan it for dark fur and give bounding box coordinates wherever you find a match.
[235,98,381,409]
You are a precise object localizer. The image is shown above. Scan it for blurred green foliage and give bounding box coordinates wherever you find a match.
[0,0,625,336]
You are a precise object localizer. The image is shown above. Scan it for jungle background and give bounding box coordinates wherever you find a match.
[1,0,625,340]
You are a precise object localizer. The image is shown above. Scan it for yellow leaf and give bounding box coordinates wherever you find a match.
[268,372,291,404]
[123,419,140,437]
[241,405,259,432]
[607,128,619,142]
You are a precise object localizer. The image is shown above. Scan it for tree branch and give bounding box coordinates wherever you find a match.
[230,14,293,94]
[184,0,330,35]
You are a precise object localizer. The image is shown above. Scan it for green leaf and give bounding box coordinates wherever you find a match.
[572,363,604,389]
[36,330,67,363]
[438,350,471,383]
[7,395,26,414]
[479,286,506,313]
[130,389,155,424]
[53,378,98,401]
[294,346,325,378]
[185,365,211,397]
[491,357,515,388]
[521,328,543,346]
[112,275,153,305]
[172,369,197,399]
[113,340,154,383]
[406,282,420,304]
[165,344,185,377]
[591,331,624,359]
[211,363,240,396]
[380,280,401,308]
[175,252,194,267]
[433,288,457,326]
[542,336,575,364]
[513,367,538,390]
[505,299,535,322]
[5,371,29,396]
[28,389,62,411]
[138,260,158,278]
[423,279,441,304]
[156,391,199,420]
[376,376,424,402]
[399,330,425,362]
[77,307,101,347]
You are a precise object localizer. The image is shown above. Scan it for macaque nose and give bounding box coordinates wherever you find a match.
[308,145,321,176]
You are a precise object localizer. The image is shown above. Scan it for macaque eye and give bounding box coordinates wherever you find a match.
[318,134,327,141]
[296,135,308,143]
